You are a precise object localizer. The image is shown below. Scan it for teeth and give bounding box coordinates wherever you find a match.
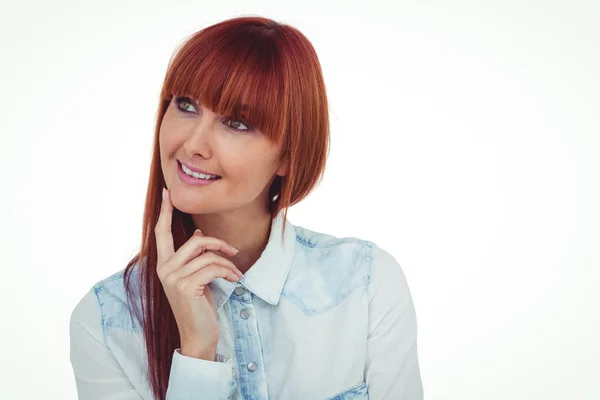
[181,164,220,180]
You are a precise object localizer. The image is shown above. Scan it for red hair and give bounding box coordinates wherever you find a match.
[122,16,330,399]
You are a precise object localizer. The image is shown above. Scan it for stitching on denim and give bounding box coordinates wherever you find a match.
[295,234,316,248]
[229,298,248,398]
[92,285,109,346]
[102,323,143,333]
[254,300,269,398]
[295,233,367,249]
[326,381,368,399]
[364,241,373,292]
[364,241,375,300]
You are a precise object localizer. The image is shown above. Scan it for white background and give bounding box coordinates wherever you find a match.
[1,0,598,399]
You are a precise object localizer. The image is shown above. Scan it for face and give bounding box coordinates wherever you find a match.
[159,95,288,218]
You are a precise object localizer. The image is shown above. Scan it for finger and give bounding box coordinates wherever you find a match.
[171,232,240,268]
[189,264,239,288]
[155,187,175,267]
[191,230,238,256]
[193,229,207,255]
[192,265,240,285]
[179,265,239,298]
[169,252,243,282]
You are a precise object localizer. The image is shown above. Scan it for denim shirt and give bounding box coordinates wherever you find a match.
[69,210,423,399]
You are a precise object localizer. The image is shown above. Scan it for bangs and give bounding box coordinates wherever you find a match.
[162,26,287,145]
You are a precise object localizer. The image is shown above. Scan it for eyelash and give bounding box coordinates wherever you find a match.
[173,96,253,133]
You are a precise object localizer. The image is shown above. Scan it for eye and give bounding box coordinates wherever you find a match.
[225,118,252,132]
[174,96,197,113]
[173,96,254,133]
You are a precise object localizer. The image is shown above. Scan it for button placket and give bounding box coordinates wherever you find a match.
[233,284,252,304]
[228,286,266,395]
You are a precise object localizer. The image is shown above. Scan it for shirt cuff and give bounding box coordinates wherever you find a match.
[166,348,236,399]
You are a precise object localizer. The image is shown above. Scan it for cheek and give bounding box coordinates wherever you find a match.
[159,127,185,157]
[221,151,275,187]
[223,145,279,179]
[158,124,172,153]
[159,112,188,153]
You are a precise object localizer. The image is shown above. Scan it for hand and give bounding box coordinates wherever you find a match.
[155,188,243,359]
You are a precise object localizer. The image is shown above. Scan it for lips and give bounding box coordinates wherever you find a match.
[178,160,220,177]
[177,161,221,186]
[178,160,221,178]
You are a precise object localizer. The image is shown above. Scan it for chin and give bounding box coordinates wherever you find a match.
[169,189,213,213]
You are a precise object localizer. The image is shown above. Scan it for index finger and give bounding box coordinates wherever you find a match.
[155,187,175,265]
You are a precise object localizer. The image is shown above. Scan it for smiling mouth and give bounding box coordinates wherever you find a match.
[178,161,221,180]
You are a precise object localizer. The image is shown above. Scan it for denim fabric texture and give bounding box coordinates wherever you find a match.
[70,210,423,399]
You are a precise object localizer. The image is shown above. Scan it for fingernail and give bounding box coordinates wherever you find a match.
[162,188,166,200]
[231,247,239,254]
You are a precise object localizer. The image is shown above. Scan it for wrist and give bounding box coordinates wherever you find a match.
[180,344,217,361]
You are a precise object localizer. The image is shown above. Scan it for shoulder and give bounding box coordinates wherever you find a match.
[292,223,374,271]
[92,268,131,307]
[70,265,143,339]
[284,223,403,313]
[291,223,409,300]
[367,242,411,303]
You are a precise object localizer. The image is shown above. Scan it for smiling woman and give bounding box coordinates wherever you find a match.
[69,15,423,400]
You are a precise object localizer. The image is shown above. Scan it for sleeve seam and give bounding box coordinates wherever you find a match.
[92,285,109,348]
[366,241,374,302]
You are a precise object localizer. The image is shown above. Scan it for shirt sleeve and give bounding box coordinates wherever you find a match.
[365,244,424,399]
[69,287,237,399]
[69,287,144,399]
[166,348,236,399]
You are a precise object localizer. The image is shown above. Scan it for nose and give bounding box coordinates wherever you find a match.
[183,108,217,159]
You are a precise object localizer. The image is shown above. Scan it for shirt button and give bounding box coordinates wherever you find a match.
[247,362,258,372]
[234,286,245,296]
[240,308,251,319]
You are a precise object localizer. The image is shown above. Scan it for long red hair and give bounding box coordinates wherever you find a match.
[122,16,330,399]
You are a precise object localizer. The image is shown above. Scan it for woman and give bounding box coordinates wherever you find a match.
[69,15,423,400]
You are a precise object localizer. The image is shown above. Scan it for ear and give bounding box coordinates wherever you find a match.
[276,159,289,177]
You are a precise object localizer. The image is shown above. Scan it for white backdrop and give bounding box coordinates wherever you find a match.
[1,0,598,399]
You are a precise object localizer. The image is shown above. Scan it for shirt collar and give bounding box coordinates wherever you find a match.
[208,209,296,311]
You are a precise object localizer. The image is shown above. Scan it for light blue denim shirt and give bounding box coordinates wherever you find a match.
[69,210,423,399]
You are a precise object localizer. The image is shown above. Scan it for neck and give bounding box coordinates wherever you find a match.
[191,208,274,274]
